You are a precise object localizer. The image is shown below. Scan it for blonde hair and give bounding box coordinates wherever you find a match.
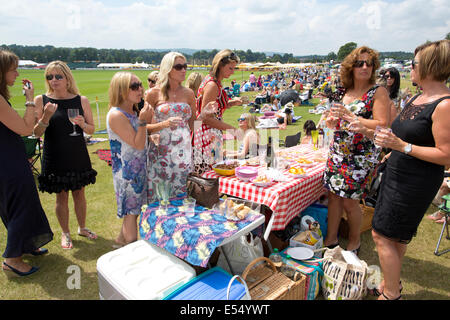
[108,71,140,113]
[147,70,159,82]
[44,60,79,95]
[157,51,186,101]
[240,113,257,131]
[210,49,240,80]
[0,50,19,100]
[340,46,380,89]
[414,40,450,82]
[185,72,203,96]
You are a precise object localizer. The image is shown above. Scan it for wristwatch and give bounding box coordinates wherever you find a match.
[403,143,412,155]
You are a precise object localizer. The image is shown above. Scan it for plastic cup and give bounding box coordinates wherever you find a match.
[373,126,392,148]
[183,197,196,217]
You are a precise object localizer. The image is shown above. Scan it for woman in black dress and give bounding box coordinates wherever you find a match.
[0,50,53,277]
[346,40,450,300]
[33,61,97,250]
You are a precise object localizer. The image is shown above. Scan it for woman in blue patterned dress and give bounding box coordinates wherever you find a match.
[323,46,391,254]
[107,72,153,246]
[145,52,198,202]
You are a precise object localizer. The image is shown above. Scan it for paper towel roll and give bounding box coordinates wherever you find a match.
[301,215,315,231]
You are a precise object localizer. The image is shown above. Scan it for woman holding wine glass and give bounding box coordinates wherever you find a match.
[33,61,98,250]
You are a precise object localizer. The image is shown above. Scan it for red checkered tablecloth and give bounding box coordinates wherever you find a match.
[203,144,327,231]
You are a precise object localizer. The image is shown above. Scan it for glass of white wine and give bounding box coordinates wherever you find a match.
[67,108,80,136]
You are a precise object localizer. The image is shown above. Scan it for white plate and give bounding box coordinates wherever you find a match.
[252,180,274,187]
[289,173,308,179]
[287,247,314,260]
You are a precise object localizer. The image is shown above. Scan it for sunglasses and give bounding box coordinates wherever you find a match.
[148,79,156,84]
[129,82,143,91]
[237,118,246,122]
[173,63,188,71]
[46,74,64,81]
[412,60,419,70]
[353,60,373,68]
[221,52,238,63]
[385,74,393,79]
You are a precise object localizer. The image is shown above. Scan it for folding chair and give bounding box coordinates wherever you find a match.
[434,194,450,256]
[280,131,301,148]
[232,84,240,97]
[22,136,41,176]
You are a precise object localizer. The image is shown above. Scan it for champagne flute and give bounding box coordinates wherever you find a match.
[311,130,319,150]
[27,110,38,139]
[67,108,80,136]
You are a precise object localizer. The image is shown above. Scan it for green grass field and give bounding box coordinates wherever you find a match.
[1,69,448,300]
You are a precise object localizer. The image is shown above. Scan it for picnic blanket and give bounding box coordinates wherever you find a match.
[93,149,111,166]
[139,194,261,267]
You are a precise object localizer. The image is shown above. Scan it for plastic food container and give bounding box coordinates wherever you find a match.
[235,166,258,181]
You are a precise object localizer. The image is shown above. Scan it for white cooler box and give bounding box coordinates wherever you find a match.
[97,240,196,300]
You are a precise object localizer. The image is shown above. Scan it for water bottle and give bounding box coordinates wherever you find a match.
[269,248,282,267]
[280,254,296,280]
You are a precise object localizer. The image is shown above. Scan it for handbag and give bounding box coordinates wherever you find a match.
[321,246,368,300]
[186,172,219,208]
[217,232,264,275]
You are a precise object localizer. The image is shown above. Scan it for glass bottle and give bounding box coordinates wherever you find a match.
[280,254,296,280]
[269,248,282,267]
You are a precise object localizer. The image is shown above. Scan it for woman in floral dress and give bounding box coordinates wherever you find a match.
[146,52,197,202]
[107,72,153,246]
[323,46,391,254]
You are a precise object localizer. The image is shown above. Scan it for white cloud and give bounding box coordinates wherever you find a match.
[0,0,449,55]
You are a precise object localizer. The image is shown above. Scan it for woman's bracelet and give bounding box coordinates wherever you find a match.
[138,120,147,127]
[38,120,49,128]
[25,101,36,107]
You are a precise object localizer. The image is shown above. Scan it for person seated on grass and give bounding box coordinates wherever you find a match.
[223,113,259,159]
[276,103,293,130]
[301,120,317,144]
[427,167,450,224]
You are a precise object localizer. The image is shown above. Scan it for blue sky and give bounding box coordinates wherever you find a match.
[1,0,449,56]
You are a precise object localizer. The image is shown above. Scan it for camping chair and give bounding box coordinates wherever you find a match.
[434,193,450,256]
[279,131,301,148]
[22,136,41,176]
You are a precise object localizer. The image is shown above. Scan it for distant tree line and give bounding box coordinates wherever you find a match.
[1,43,416,65]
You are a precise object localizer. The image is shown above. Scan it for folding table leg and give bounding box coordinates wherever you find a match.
[434,214,449,256]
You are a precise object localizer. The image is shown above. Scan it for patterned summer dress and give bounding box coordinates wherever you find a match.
[192,75,229,174]
[323,85,381,200]
[147,102,192,202]
[106,107,148,218]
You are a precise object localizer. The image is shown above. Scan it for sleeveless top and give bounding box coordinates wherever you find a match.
[38,95,97,193]
[192,75,229,174]
[106,107,148,217]
[388,94,450,172]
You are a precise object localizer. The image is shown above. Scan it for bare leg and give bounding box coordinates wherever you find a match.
[343,198,362,251]
[117,215,139,245]
[372,230,404,299]
[324,191,343,247]
[3,256,32,273]
[72,188,86,229]
[55,191,70,233]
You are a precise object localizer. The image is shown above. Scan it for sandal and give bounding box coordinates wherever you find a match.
[426,211,443,221]
[369,281,403,297]
[78,227,98,240]
[61,232,73,250]
[381,292,402,300]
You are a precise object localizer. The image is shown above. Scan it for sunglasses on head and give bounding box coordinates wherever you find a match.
[412,60,419,69]
[148,79,156,84]
[221,52,237,63]
[353,60,373,68]
[46,74,64,81]
[129,81,143,91]
[173,63,188,71]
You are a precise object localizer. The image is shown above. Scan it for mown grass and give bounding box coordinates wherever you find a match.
[1,69,448,300]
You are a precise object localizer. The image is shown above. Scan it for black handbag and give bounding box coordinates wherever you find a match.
[186,173,220,208]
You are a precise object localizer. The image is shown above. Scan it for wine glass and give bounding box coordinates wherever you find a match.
[28,110,38,139]
[67,108,80,136]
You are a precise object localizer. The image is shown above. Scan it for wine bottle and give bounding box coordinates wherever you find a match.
[266,136,273,168]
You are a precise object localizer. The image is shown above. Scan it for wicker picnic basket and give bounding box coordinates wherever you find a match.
[242,257,306,300]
